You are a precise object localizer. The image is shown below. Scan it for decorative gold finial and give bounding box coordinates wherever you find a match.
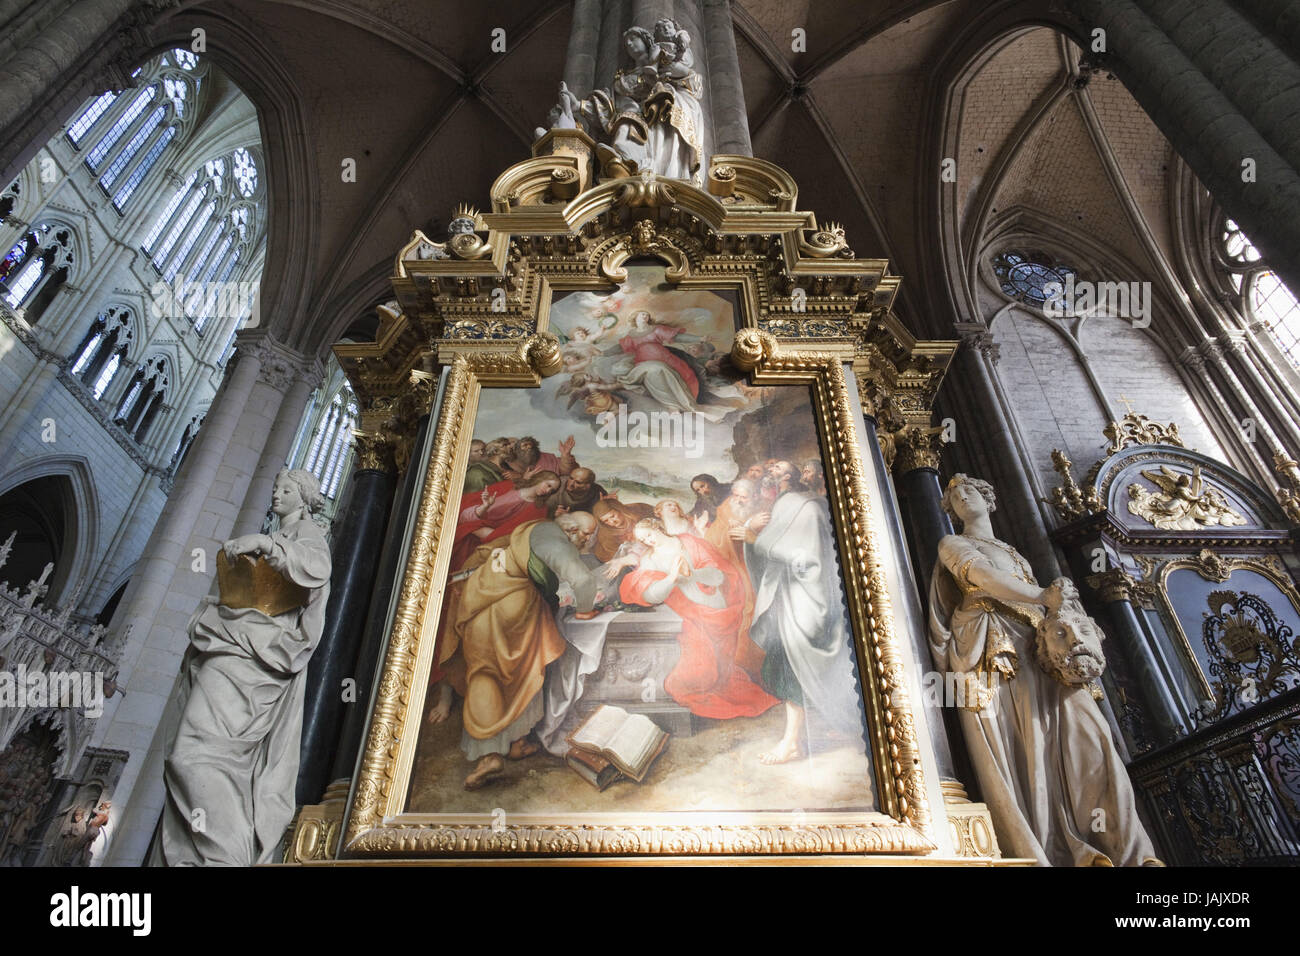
[1044,449,1103,522]
[1102,407,1184,455]
[450,203,483,230]
[1272,449,1300,526]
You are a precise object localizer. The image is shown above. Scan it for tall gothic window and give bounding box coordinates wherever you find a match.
[141,148,262,331]
[69,307,133,396]
[1220,219,1300,367]
[113,356,170,443]
[301,391,358,500]
[0,222,74,321]
[66,50,202,213]
[992,250,1078,307]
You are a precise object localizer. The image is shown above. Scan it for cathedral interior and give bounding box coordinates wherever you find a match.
[1,0,1299,869]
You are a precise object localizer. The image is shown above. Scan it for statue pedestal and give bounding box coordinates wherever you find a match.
[939,780,1002,859]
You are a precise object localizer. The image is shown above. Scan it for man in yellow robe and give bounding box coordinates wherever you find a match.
[438,514,605,789]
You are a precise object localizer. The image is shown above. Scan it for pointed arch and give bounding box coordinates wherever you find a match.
[0,456,102,608]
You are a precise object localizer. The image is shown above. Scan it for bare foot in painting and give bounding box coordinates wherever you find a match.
[758,739,802,765]
[507,736,540,760]
[759,701,806,765]
[464,754,505,790]
[427,683,453,724]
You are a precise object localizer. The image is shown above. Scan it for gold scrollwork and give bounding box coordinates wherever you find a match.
[1134,550,1300,699]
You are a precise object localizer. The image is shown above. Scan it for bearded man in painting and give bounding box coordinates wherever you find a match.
[437,514,607,789]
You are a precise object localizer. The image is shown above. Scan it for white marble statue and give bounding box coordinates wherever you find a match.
[928,474,1161,866]
[537,19,705,185]
[154,469,331,866]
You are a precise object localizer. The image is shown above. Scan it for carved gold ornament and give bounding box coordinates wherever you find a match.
[1125,465,1246,531]
[1273,450,1300,526]
[1045,448,1103,522]
[1103,409,1185,455]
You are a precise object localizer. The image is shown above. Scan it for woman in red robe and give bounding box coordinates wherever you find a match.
[618,517,778,720]
[450,470,559,571]
[619,310,699,399]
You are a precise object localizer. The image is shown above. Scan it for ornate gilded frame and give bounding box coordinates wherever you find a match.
[1136,550,1300,700]
[336,155,937,859]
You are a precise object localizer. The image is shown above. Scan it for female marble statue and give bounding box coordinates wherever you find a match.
[640,18,704,184]
[544,20,704,184]
[928,474,1160,866]
[156,469,331,866]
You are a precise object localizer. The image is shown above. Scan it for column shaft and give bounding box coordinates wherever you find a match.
[296,465,396,804]
[330,413,433,783]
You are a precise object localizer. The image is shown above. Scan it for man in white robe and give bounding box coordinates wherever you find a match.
[741,462,865,764]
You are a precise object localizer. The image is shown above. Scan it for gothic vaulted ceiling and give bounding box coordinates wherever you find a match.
[162,0,1180,348]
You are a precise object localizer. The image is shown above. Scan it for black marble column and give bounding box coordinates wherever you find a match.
[296,463,397,805]
[329,413,433,784]
[1093,580,1186,746]
[896,465,951,600]
[888,440,982,797]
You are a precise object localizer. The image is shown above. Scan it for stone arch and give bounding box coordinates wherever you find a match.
[0,455,101,607]
[125,16,319,351]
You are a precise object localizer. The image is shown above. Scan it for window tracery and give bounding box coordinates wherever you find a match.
[991,250,1078,308]
[1218,218,1300,367]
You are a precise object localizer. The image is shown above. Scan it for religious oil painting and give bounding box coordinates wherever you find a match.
[406,266,877,818]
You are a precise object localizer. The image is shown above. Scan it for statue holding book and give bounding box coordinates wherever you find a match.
[155,469,331,866]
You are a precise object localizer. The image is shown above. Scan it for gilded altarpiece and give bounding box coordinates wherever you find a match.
[1046,418,1300,863]
[299,150,968,861]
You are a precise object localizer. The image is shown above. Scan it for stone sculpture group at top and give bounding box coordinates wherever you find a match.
[536,17,705,185]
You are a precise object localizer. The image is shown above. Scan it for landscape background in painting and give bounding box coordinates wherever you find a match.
[408,266,876,815]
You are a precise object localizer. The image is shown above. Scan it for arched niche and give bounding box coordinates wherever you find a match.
[0,458,101,607]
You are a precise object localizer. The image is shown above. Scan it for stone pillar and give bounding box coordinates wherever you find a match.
[95,330,318,864]
[1064,0,1300,295]
[0,0,150,186]
[230,354,322,537]
[562,0,603,94]
[702,0,751,157]
[1086,568,1186,745]
[329,406,436,784]
[295,436,398,805]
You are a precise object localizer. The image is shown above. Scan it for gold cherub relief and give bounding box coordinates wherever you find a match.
[1125,465,1247,531]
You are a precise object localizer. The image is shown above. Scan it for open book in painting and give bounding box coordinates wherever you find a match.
[567,704,668,784]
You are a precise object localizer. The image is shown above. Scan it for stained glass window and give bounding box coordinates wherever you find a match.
[992,251,1077,307]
